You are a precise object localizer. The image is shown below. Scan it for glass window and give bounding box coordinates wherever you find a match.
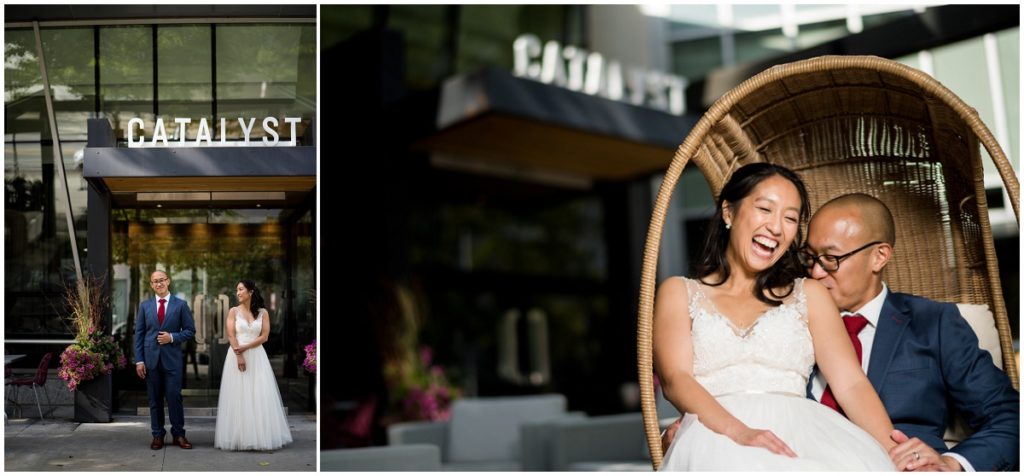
[861,10,915,30]
[671,36,723,80]
[321,5,376,50]
[389,6,452,89]
[931,36,998,174]
[157,25,213,140]
[667,4,719,29]
[734,28,789,64]
[996,28,1019,170]
[5,139,87,337]
[216,24,316,142]
[5,28,95,141]
[100,26,154,139]
[794,19,848,50]
[457,5,582,79]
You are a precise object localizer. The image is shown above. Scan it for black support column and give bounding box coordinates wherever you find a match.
[80,118,115,422]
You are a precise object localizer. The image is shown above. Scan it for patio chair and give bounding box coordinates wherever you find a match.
[387,393,569,470]
[321,444,442,471]
[636,55,1019,469]
[9,352,53,420]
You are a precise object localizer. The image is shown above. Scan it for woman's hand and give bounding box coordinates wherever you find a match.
[232,345,243,355]
[726,424,798,458]
[237,356,246,372]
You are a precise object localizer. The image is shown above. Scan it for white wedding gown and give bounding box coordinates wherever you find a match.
[214,308,293,451]
[660,278,895,471]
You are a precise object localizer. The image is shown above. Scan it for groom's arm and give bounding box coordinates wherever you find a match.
[173,301,197,343]
[939,305,1019,471]
[133,303,146,365]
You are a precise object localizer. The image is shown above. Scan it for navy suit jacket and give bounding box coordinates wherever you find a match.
[133,295,196,371]
[811,291,1019,471]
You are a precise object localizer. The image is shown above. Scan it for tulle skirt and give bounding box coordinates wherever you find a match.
[660,393,895,471]
[214,345,293,451]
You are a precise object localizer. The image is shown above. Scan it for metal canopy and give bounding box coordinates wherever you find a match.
[83,119,315,207]
[420,68,700,183]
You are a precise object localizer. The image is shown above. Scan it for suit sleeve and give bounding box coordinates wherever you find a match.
[133,302,146,364]
[939,304,1020,471]
[174,300,196,343]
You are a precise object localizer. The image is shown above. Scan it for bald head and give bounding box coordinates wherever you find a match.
[814,193,895,246]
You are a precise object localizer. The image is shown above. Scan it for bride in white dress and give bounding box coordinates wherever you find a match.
[215,280,293,451]
[654,163,896,470]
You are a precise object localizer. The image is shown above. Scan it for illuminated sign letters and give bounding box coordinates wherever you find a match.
[513,34,686,116]
[126,117,303,148]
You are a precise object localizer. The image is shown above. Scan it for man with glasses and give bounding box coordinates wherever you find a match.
[664,193,1017,471]
[800,193,1017,472]
[134,270,196,450]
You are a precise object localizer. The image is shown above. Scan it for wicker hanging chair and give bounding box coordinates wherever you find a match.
[637,55,1020,469]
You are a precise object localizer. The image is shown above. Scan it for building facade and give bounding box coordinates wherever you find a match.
[4,5,317,417]
[323,4,1019,448]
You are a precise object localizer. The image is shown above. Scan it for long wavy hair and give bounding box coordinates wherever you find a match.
[695,162,810,305]
[238,279,267,316]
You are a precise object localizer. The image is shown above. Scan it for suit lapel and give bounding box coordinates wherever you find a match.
[866,293,911,394]
[164,296,176,329]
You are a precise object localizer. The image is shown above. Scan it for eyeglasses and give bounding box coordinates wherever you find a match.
[150,278,169,285]
[799,241,883,272]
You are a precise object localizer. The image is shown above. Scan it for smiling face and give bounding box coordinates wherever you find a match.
[236,282,252,305]
[150,271,170,297]
[722,175,803,275]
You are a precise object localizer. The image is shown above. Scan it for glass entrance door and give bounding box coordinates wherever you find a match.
[111,207,314,413]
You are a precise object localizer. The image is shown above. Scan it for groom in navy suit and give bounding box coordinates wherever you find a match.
[803,194,1018,471]
[134,270,196,450]
[663,193,1018,470]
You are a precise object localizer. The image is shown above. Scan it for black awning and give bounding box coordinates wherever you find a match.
[418,68,700,182]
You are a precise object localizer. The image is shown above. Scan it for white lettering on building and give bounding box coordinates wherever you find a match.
[126,117,303,148]
[513,34,687,116]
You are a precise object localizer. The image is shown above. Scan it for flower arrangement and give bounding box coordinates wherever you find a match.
[57,278,127,391]
[302,339,317,373]
[394,346,460,422]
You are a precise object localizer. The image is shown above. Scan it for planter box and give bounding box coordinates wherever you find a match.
[74,373,112,423]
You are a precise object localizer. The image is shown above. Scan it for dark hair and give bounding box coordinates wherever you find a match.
[695,162,810,305]
[238,279,266,316]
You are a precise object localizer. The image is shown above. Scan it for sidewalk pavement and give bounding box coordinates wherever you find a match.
[4,414,317,471]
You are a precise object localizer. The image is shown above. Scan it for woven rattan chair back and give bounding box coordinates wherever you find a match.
[637,55,1019,469]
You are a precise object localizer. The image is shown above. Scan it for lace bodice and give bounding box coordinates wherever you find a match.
[233,307,265,345]
[683,277,814,397]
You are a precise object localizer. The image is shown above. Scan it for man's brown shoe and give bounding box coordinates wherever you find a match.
[151,436,165,450]
[173,436,193,449]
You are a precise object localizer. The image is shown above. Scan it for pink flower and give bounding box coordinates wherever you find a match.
[419,346,433,366]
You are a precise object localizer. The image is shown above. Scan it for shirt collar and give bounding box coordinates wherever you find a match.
[843,282,888,328]
[155,292,170,302]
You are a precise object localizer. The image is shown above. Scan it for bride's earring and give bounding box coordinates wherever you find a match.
[725,222,731,230]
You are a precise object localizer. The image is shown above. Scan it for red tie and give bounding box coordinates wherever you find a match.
[158,298,166,326]
[821,313,870,415]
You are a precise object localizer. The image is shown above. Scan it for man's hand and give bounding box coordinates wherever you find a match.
[136,362,146,379]
[889,429,960,471]
[157,331,172,345]
[662,417,682,450]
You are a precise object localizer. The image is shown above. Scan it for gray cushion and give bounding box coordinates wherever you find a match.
[321,444,441,471]
[446,394,566,463]
[442,460,521,471]
[568,460,654,471]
